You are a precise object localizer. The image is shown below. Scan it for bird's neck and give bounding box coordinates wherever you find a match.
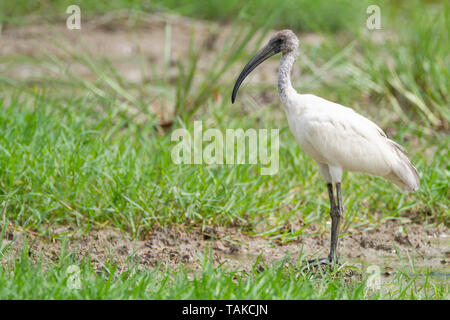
[277,50,299,106]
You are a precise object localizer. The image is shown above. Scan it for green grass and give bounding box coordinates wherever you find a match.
[0,0,448,300]
[0,93,447,235]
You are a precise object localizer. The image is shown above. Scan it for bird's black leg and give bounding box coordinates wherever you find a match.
[328,182,343,265]
[326,183,336,211]
[305,183,338,269]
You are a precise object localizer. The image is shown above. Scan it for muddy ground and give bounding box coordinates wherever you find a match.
[1,221,448,277]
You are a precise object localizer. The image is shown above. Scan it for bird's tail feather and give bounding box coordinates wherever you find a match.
[385,139,420,193]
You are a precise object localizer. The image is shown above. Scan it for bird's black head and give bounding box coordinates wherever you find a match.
[231,29,299,103]
[268,29,299,54]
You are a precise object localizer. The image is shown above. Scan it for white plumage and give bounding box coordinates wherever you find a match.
[283,93,420,192]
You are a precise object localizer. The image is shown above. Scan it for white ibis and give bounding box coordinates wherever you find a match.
[231,30,420,266]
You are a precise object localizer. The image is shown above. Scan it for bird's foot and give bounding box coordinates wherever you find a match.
[302,256,340,272]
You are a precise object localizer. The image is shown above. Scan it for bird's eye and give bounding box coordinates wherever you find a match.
[273,38,283,47]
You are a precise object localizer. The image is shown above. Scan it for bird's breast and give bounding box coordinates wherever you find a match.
[285,111,329,164]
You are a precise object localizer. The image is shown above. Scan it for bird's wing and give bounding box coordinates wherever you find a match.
[301,110,389,173]
[296,95,419,191]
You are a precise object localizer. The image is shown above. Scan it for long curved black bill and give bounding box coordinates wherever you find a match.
[231,44,280,103]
